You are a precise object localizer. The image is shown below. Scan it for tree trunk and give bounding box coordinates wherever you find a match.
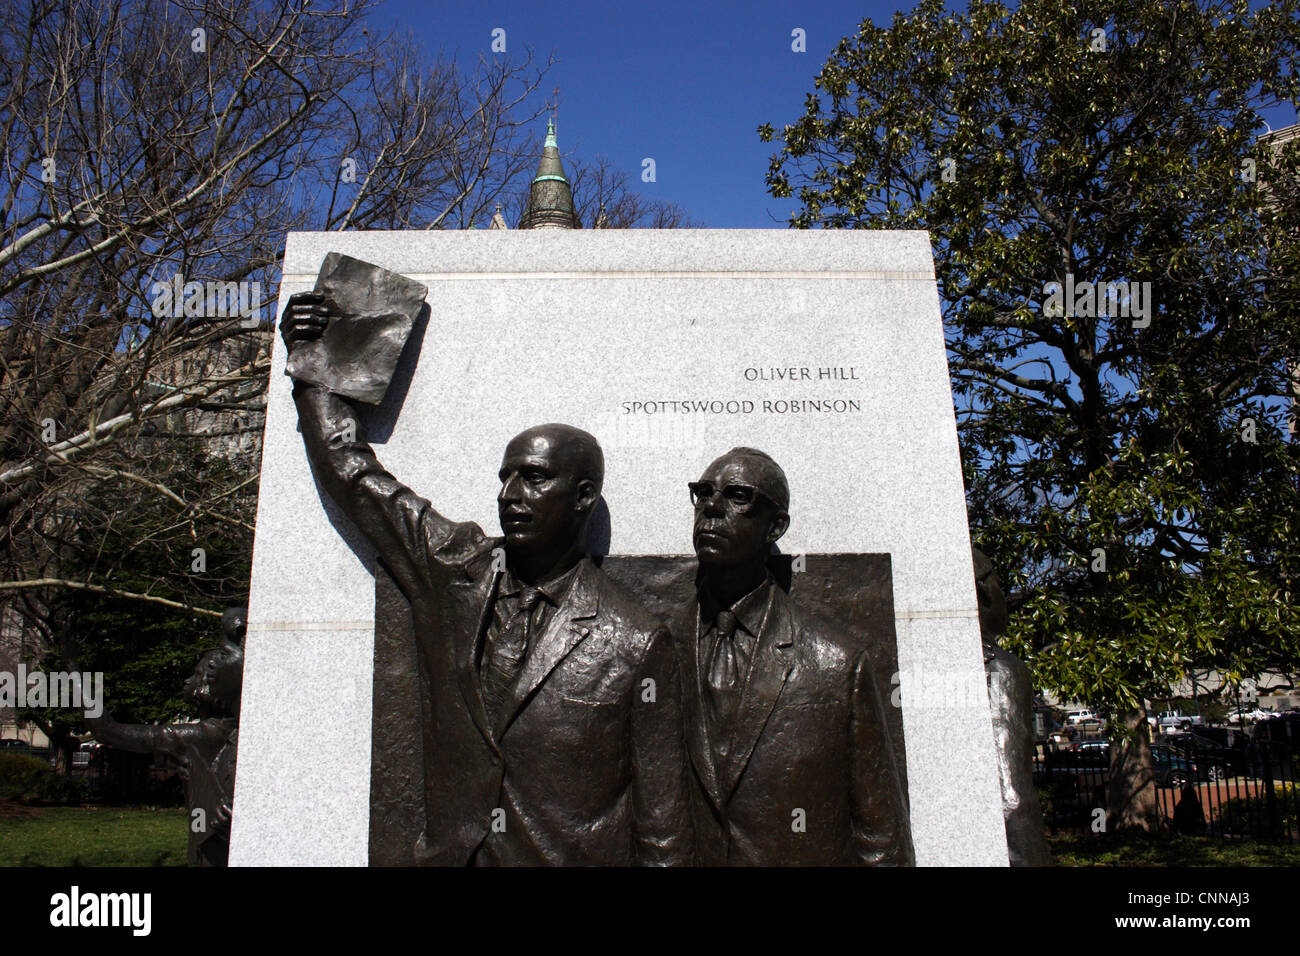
[28,714,74,773]
[1107,708,1162,831]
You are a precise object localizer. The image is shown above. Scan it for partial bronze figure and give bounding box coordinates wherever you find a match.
[85,607,245,867]
[672,447,914,865]
[973,546,1052,866]
[281,284,691,866]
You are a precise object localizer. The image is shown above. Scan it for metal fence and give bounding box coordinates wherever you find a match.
[1035,727,1300,841]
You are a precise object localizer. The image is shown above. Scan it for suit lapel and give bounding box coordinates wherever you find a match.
[495,559,599,739]
[457,568,500,749]
[720,585,794,801]
[674,596,725,811]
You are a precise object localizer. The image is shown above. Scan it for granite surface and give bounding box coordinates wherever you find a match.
[231,229,1008,867]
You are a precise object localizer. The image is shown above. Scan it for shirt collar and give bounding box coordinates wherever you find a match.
[501,559,583,608]
[700,574,773,636]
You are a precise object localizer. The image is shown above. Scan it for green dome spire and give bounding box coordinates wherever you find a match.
[519,118,580,229]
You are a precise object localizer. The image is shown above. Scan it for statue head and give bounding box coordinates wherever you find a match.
[972,547,1009,640]
[184,607,247,719]
[221,606,247,643]
[690,447,790,574]
[497,423,603,567]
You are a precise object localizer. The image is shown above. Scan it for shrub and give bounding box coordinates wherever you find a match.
[0,753,88,804]
[1216,784,1300,839]
[0,753,55,801]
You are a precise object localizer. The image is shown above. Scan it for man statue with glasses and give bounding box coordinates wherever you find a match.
[673,447,915,865]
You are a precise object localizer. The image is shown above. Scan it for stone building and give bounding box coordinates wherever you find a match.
[0,603,49,746]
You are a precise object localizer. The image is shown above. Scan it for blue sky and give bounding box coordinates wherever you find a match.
[373,0,1299,228]
[373,0,923,227]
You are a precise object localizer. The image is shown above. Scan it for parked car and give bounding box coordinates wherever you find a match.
[1157,711,1203,730]
[1189,725,1250,748]
[1037,746,1110,784]
[1038,742,1199,789]
[71,741,103,769]
[1163,732,1245,780]
[0,738,33,753]
[1252,714,1300,751]
[1065,709,1098,726]
[1035,746,1110,823]
[1149,744,1200,788]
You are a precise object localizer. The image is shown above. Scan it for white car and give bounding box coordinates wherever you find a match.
[1065,709,1097,725]
[1229,708,1277,723]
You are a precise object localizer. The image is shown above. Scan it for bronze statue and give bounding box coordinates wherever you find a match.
[282,288,692,866]
[85,607,245,867]
[973,547,1052,866]
[671,447,914,865]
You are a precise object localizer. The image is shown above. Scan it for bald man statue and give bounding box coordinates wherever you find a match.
[281,291,691,866]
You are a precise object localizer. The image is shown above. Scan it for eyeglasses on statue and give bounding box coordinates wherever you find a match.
[687,481,778,513]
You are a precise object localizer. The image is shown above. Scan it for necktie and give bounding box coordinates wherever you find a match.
[482,586,542,726]
[706,609,742,736]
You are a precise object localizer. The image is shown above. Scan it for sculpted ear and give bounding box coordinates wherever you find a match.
[574,478,599,513]
[767,512,790,545]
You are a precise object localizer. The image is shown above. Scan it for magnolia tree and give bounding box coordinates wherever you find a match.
[760,0,1300,828]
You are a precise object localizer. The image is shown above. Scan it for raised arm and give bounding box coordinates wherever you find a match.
[282,291,463,599]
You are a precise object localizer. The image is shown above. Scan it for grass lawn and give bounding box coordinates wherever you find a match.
[0,805,187,867]
[3,803,1298,867]
[1051,831,1300,866]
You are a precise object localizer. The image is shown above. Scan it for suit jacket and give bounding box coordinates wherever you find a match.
[294,383,692,865]
[672,578,914,865]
